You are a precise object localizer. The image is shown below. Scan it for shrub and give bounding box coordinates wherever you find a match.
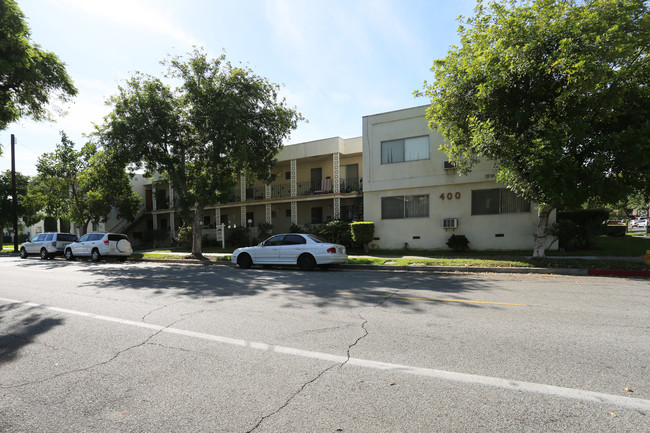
[319,220,353,246]
[143,229,169,246]
[557,209,609,250]
[446,234,470,251]
[605,225,627,237]
[351,222,374,252]
[226,226,250,247]
[257,222,272,239]
[175,225,192,247]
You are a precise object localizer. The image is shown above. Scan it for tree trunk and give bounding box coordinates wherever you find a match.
[533,206,553,258]
[191,203,204,259]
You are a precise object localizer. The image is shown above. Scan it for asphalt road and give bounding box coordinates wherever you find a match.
[1,256,649,432]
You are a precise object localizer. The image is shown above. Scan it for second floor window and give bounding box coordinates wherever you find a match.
[381,136,430,164]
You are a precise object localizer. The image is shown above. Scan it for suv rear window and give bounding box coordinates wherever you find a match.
[57,234,77,242]
[108,234,128,241]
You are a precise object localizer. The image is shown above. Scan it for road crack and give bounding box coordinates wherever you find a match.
[246,288,396,433]
[1,320,179,390]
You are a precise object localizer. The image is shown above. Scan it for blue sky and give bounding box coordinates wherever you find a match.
[1,0,476,175]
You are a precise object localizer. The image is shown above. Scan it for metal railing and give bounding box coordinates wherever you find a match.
[226,176,362,202]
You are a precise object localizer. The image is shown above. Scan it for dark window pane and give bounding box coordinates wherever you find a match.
[405,195,429,218]
[472,189,501,215]
[382,196,405,219]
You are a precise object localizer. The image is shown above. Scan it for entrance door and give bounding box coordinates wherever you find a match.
[311,167,322,192]
[342,164,359,191]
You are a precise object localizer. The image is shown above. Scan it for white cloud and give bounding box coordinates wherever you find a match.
[54,0,203,48]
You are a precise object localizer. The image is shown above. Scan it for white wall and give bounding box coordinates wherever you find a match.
[363,106,556,251]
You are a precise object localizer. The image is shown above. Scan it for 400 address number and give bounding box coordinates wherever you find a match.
[440,192,461,200]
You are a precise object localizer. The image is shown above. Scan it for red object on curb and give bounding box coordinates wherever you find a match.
[588,269,650,278]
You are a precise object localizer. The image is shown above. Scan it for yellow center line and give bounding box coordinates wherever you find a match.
[340,292,528,306]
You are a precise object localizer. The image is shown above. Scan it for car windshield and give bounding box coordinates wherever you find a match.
[306,234,327,243]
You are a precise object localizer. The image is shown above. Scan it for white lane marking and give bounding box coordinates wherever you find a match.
[2,297,649,411]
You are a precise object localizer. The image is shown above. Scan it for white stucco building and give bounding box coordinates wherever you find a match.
[40,105,550,251]
[362,105,551,250]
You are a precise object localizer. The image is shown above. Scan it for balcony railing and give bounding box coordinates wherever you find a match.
[227,177,361,202]
[271,183,291,198]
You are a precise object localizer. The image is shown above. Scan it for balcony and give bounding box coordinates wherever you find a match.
[227,177,361,203]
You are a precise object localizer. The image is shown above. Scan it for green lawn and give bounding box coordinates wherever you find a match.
[127,234,650,270]
[6,235,649,270]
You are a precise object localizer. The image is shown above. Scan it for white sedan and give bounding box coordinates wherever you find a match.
[231,233,348,270]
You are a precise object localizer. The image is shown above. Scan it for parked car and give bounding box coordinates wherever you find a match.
[64,232,133,262]
[20,232,78,259]
[631,217,648,228]
[232,233,348,270]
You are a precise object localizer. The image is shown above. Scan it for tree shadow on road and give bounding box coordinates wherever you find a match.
[28,260,507,313]
[0,303,64,365]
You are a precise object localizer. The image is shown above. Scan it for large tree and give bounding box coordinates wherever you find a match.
[420,0,650,257]
[0,0,77,132]
[30,132,141,235]
[97,49,303,257]
[0,170,42,233]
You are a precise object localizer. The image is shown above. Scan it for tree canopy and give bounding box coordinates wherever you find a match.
[420,0,650,256]
[30,132,141,235]
[0,170,42,232]
[98,49,303,257]
[0,0,77,132]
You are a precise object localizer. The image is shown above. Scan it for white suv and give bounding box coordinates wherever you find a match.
[20,232,78,259]
[64,232,133,262]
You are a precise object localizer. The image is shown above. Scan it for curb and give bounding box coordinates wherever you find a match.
[130,258,649,277]
[587,269,650,278]
[5,253,647,277]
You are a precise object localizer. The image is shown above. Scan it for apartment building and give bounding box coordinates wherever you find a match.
[124,136,363,244]
[113,105,550,250]
[363,105,550,250]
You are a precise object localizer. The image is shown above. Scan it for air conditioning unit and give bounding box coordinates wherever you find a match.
[443,218,458,229]
[443,161,457,170]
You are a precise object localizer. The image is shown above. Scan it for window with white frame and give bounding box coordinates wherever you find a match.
[381,136,430,164]
[471,188,531,215]
[381,195,429,219]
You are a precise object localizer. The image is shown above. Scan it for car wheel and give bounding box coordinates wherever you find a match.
[91,248,101,262]
[237,253,252,269]
[297,253,316,271]
[40,248,49,260]
[19,247,28,259]
[65,249,76,261]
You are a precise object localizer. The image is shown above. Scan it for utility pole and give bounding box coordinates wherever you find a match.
[11,134,18,252]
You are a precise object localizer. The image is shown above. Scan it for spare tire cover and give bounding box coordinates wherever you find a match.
[116,239,131,253]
